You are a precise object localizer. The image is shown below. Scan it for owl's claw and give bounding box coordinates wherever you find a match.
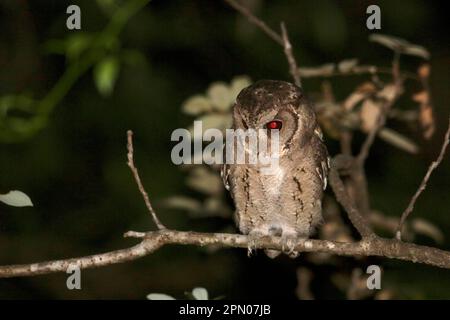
[247,230,266,257]
[280,233,299,258]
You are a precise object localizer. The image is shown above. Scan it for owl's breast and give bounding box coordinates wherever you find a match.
[259,165,285,198]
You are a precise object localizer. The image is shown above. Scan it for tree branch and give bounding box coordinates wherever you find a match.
[396,117,450,240]
[1,229,450,278]
[329,155,376,238]
[1,131,450,279]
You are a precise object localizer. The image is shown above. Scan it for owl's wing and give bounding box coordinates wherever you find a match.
[221,163,231,191]
[313,127,330,190]
[220,142,231,192]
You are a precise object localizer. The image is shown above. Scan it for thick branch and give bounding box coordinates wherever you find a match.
[329,155,376,238]
[1,229,450,278]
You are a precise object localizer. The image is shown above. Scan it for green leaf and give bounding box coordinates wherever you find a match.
[96,0,120,15]
[192,287,208,300]
[146,293,176,300]
[121,49,147,67]
[0,190,33,207]
[43,39,67,56]
[0,95,35,115]
[94,56,120,97]
[66,34,92,60]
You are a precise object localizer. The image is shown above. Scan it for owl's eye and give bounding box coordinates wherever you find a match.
[266,120,282,130]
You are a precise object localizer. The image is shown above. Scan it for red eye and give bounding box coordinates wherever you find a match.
[266,120,282,130]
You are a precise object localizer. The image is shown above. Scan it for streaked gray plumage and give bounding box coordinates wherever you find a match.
[221,80,329,258]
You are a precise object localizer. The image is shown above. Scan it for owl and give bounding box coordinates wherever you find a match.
[221,80,329,258]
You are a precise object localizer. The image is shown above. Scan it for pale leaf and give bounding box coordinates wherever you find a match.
[369,34,430,59]
[403,45,430,60]
[146,293,176,300]
[188,114,232,137]
[192,287,209,300]
[338,59,359,73]
[369,34,410,51]
[162,196,202,212]
[360,99,380,132]
[0,190,33,207]
[378,128,419,154]
[207,82,232,111]
[182,95,212,115]
[298,64,335,77]
[230,76,252,101]
[186,167,223,195]
[376,84,398,102]
[411,218,444,244]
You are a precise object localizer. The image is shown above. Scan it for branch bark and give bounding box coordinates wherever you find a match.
[1,229,450,278]
[329,155,375,239]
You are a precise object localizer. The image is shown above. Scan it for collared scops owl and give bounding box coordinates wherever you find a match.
[221,80,329,258]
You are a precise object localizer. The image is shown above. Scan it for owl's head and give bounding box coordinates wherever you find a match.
[233,80,317,152]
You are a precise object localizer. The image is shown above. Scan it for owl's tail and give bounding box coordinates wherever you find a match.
[264,249,281,259]
[264,249,299,259]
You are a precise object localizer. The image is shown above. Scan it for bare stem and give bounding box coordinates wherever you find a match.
[280,22,302,87]
[223,0,283,45]
[396,117,450,240]
[223,0,303,86]
[126,130,166,230]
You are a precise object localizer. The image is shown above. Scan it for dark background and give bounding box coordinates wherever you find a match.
[0,0,449,299]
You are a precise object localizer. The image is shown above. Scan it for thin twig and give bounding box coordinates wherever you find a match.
[223,0,283,45]
[356,49,404,165]
[224,1,303,87]
[357,112,387,165]
[127,130,166,230]
[396,117,450,240]
[280,22,302,87]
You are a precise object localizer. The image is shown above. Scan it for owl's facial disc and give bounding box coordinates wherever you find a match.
[268,108,299,152]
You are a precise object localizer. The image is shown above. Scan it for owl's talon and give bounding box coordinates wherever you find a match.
[280,234,299,258]
[247,230,266,257]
